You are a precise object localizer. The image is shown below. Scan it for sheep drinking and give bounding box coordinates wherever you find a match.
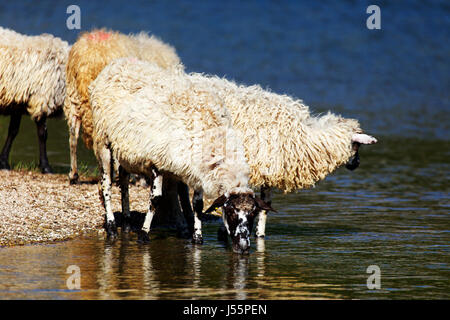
[89,58,274,253]
[184,74,377,237]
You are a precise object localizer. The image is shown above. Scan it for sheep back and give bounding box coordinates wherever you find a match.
[90,58,249,199]
[188,74,362,192]
[64,29,181,149]
[0,27,69,120]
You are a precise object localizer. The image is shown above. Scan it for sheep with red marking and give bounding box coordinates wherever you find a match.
[64,29,181,184]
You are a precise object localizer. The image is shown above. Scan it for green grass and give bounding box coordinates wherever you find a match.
[12,161,40,172]
[77,162,99,178]
[11,160,99,178]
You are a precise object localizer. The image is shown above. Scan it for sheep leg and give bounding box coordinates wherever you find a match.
[255,186,271,238]
[119,165,131,233]
[177,181,195,235]
[192,190,204,244]
[69,116,81,184]
[0,112,21,170]
[138,167,162,243]
[217,225,228,242]
[35,116,52,174]
[98,145,117,239]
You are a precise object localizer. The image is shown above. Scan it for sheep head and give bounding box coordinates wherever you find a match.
[346,133,378,170]
[205,190,276,254]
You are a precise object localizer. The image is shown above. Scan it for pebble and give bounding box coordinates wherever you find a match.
[0,170,151,246]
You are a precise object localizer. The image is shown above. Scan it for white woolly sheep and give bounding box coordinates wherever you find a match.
[183,74,377,237]
[89,58,274,253]
[0,27,70,172]
[64,29,181,184]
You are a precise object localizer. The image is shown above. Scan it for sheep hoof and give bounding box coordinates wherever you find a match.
[177,227,191,239]
[122,218,131,233]
[0,158,10,170]
[69,173,79,185]
[192,233,203,244]
[40,165,53,174]
[105,221,118,240]
[137,230,151,244]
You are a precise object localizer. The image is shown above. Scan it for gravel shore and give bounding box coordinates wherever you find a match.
[0,170,150,246]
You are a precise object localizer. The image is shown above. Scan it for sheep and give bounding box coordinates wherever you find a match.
[64,29,181,184]
[0,27,70,173]
[89,58,274,253]
[183,74,377,238]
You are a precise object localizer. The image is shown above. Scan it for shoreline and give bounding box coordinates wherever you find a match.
[0,170,151,246]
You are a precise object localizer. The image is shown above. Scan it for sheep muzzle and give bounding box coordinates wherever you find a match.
[346,143,360,171]
[221,193,257,254]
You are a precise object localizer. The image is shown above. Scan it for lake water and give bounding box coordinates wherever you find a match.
[0,0,448,299]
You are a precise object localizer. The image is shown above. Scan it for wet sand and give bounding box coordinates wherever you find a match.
[0,170,151,246]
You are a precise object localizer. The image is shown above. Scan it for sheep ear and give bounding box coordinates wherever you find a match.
[255,197,277,213]
[204,194,227,214]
